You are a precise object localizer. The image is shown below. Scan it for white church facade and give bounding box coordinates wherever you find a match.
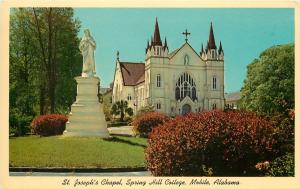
[112,18,225,116]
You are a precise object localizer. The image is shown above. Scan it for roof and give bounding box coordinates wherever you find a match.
[208,22,217,49]
[168,42,203,61]
[119,62,145,86]
[152,18,162,46]
[225,92,241,102]
[168,48,180,58]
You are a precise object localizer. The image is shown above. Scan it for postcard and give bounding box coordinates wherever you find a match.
[0,1,299,189]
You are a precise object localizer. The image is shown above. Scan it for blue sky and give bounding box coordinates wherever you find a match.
[74,8,294,92]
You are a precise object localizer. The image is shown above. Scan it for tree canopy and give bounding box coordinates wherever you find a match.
[9,8,82,135]
[239,44,294,115]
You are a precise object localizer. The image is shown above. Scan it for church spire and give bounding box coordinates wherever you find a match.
[146,17,168,59]
[152,17,162,46]
[208,22,217,49]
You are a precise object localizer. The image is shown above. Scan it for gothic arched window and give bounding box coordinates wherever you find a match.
[192,87,196,100]
[212,76,217,90]
[175,87,180,100]
[156,74,161,87]
[175,72,197,101]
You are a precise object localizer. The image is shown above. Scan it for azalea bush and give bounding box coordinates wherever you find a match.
[145,111,277,176]
[132,112,169,137]
[31,114,68,136]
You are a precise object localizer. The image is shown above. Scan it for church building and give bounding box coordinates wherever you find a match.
[112,18,225,116]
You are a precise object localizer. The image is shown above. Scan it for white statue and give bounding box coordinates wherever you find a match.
[79,29,96,77]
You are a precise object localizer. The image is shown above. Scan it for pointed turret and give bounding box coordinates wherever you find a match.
[164,37,168,50]
[208,22,217,49]
[218,41,223,54]
[200,43,204,55]
[145,39,150,54]
[153,17,162,46]
[205,41,209,53]
[145,17,168,60]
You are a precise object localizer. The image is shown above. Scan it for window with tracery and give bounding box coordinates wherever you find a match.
[175,72,197,101]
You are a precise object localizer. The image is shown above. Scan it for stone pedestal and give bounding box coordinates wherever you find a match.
[64,76,110,137]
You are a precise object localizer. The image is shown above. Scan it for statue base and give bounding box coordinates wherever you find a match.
[64,76,110,138]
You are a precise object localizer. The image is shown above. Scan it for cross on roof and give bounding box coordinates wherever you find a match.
[182,29,191,42]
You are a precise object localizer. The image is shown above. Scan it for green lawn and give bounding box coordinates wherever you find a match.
[9,135,147,168]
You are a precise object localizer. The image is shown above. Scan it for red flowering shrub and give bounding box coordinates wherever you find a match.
[132,112,169,137]
[31,114,68,136]
[145,111,277,176]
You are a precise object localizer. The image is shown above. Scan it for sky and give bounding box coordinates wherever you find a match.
[74,8,294,93]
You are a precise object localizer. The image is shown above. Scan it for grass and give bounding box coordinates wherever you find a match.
[9,135,147,168]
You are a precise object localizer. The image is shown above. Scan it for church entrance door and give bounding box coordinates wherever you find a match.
[182,104,191,115]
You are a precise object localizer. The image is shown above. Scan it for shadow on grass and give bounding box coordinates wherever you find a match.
[104,137,147,148]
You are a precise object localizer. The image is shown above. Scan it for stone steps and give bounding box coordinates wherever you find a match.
[67,119,107,126]
[68,113,106,121]
[71,104,102,113]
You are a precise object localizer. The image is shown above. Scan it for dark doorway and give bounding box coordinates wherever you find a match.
[182,104,191,115]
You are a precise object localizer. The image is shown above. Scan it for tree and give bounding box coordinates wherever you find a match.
[111,100,133,122]
[31,8,82,114]
[9,9,37,135]
[9,8,81,135]
[239,44,294,115]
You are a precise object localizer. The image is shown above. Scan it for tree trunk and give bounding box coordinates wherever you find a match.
[33,8,48,115]
[39,85,45,115]
[120,108,124,122]
[47,8,55,113]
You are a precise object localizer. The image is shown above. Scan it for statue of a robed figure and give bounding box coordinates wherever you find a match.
[64,29,109,138]
[79,29,96,77]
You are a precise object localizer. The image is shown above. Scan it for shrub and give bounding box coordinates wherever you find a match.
[270,153,294,176]
[103,104,112,121]
[145,111,277,176]
[31,114,68,136]
[270,113,294,156]
[9,109,33,136]
[137,105,155,115]
[132,112,169,137]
